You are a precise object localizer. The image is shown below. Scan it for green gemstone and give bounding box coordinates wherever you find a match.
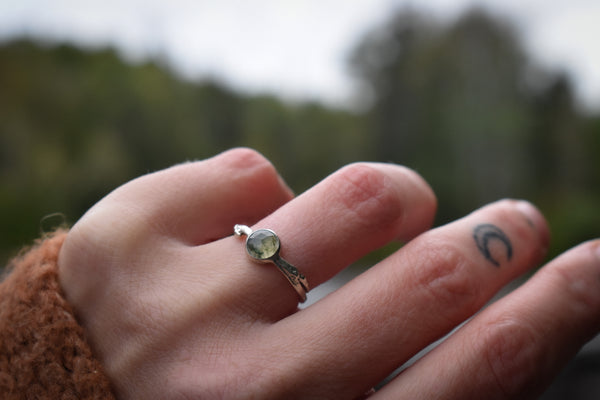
[246,229,280,260]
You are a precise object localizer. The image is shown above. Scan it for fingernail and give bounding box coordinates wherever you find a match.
[515,200,550,249]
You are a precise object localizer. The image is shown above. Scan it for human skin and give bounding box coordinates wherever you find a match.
[58,148,600,399]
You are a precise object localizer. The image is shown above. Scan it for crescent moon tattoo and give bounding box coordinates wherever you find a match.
[473,224,513,267]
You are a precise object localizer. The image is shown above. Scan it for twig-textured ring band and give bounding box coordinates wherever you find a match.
[234,224,309,303]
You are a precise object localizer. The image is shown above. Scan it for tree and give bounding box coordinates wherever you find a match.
[349,8,572,223]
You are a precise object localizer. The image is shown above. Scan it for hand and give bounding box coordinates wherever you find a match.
[58,148,600,399]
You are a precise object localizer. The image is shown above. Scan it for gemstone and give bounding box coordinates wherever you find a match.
[246,229,280,260]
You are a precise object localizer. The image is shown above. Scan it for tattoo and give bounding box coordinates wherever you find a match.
[473,224,513,267]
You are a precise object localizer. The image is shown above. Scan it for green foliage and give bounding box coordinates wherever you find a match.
[1,7,599,265]
[0,39,364,263]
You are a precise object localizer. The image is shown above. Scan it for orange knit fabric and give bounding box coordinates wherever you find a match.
[0,232,115,399]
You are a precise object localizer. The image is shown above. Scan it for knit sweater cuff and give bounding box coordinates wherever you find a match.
[0,232,115,399]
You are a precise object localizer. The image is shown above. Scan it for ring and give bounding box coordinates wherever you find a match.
[234,224,309,302]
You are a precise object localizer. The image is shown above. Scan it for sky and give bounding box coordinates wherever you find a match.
[1,0,599,111]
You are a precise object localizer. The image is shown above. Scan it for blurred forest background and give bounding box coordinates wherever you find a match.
[1,8,599,265]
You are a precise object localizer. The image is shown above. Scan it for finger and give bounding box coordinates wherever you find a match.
[263,200,549,399]
[196,162,437,317]
[376,240,600,400]
[93,147,294,245]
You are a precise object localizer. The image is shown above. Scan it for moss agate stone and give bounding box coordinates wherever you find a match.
[246,229,280,260]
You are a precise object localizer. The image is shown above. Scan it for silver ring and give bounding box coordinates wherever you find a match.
[234,224,309,303]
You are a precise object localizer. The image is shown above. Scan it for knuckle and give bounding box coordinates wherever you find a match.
[410,236,481,311]
[331,163,403,228]
[494,200,534,241]
[221,147,271,170]
[479,314,542,398]
[221,147,284,191]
